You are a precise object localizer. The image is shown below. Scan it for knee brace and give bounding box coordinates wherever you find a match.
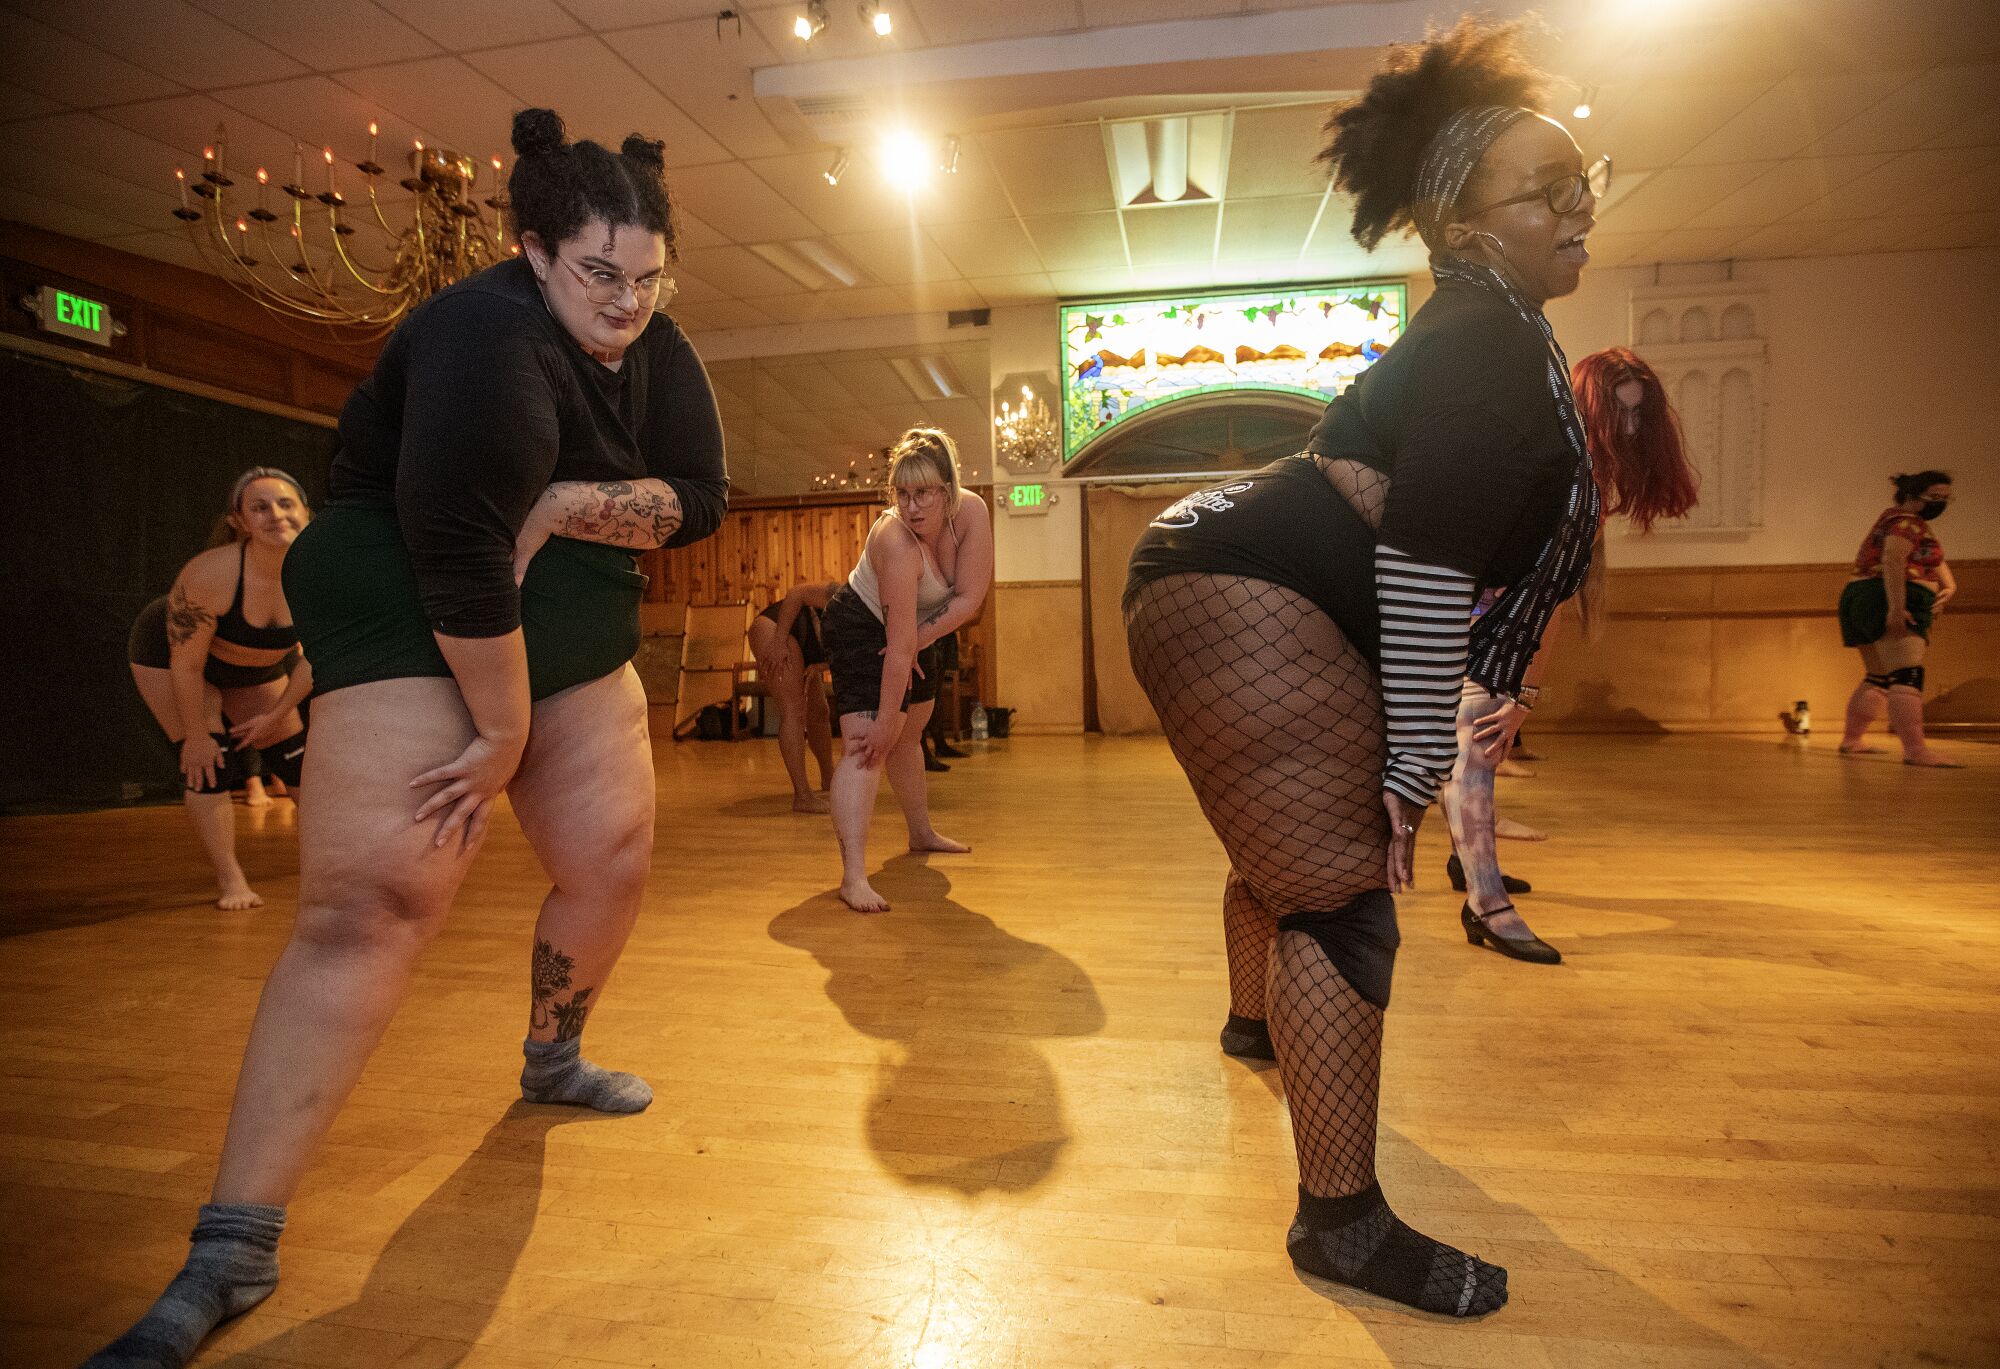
[184,730,251,795]
[1886,665,1925,692]
[1862,673,1892,691]
[259,727,308,787]
[1276,888,1400,1010]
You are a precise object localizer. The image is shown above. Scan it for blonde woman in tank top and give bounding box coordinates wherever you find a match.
[819,428,993,912]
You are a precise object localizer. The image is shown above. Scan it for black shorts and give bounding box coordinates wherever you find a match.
[284,504,646,702]
[128,596,300,688]
[757,600,826,668]
[822,585,941,719]
[1839,578,1935,647]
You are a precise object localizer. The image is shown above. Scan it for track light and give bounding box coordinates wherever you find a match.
[1572,85,1597,119]
[859,0,892,36]
[880,130,930,192]
[794,0,827,41]
[939,135,960,175]
[824,148,849,186]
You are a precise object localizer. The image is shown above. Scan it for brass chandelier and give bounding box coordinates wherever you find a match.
[171,123,515,342]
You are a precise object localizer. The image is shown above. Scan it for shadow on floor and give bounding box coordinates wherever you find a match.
[210,1103,591,1368]
[768,853,1106,1195]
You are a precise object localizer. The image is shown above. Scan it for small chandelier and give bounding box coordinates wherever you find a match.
[170,122,513,342]
[994,383,1057,473]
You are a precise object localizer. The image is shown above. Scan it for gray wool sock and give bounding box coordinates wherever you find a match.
[83,1202,285,1368]
[519,1036,652,1113]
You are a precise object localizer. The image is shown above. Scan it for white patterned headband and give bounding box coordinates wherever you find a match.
[1411,105,1534,249]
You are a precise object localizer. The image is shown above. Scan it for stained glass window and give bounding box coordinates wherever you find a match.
[1059,281,1407,461]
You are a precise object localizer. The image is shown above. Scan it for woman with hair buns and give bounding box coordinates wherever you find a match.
[1838,469,1960,765]
[126,467,314,910]
[1124,16,1604,1313]
[86,108,727,1369]
[822,427,993,913]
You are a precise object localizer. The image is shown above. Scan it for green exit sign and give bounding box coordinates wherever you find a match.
[1009,484,1046,508]
[28,285,123,348]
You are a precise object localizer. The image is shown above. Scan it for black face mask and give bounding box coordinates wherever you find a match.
[1919,499,1948,520]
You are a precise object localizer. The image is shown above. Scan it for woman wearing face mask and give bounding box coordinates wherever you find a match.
[822,427,993,914]
[126,468,315,909]
[1124,16,1601,1313]
[86,108,727,1369]
[1838,470,1959,766]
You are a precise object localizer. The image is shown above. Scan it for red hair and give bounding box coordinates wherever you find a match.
[1571,347,1698,533]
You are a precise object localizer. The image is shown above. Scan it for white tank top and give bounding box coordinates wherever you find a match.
[848,513,954,622]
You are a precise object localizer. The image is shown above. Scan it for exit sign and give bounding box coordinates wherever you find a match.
[25,285,124,348]
[999,482,1056,517]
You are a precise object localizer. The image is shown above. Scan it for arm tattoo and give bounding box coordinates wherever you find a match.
[543,479,684,549]
[530,937,594,1042]
[165,584,214,647]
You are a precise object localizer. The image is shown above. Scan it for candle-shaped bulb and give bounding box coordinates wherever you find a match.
[203,146,215,162]
[492,156,503,170]
[235,218,248,233]
[368,121,379,136]
[414,139,424,151]
[323,147,334,164]
[256,167,268,184]
[174,167,189,208]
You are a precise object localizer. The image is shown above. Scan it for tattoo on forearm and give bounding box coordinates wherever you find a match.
[556,480,685,548]
[530,937,594,1042]
[165,585,213,647]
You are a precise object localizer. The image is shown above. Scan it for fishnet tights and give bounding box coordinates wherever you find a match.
[1126,572,1390,1197]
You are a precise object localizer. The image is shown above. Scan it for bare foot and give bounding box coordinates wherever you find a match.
[241,779,271,808]
[1496,758,1535,778]
[1838,743,1881,755]
[266,777,290,799]
[910,832,971,854]
[1904,752,1965,768]
[839,878,890,913]
[1494,815,1548,841]
[791,792,831,814]
[217,881,264,911]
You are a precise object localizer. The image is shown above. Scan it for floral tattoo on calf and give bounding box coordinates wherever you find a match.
[531,938,594,1042]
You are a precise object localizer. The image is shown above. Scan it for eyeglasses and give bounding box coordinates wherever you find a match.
[893,484,948,508]
[555,256,677,311]
[1460,154,1611,221]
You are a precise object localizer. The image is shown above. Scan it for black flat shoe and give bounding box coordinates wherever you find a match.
[1219,1014,1276,1060]
[934,740,969,758]
[1446,852,1531,895]
[923,756,950,772]
[1461,903,1562,964]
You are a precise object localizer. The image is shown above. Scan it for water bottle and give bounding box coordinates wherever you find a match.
[970,702,989,741]
[1793,699,1810,734]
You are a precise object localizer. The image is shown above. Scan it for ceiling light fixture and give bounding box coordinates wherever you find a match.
[794,0,828,41]
[880,130,930,193]
[859,0,892,36]
[824,148,850,185]
[1572,85,1597,119]
[939,135,961,175]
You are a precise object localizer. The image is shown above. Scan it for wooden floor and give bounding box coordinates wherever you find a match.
[2,726,1997,1369]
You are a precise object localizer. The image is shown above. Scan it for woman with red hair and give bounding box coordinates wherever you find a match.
[1443,346,1698,963]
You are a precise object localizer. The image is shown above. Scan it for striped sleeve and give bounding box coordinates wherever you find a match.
[1374,543,1476,807]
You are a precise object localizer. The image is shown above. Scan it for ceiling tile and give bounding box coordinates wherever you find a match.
[1216,193,1320,260]
[902,0,1082,45]
[1224,104,1327,200]
[1020,212,1128,272]
[464,36,730,168]
[92,96,306,195]
[829,226,961,284]
[1593,77,1777,172]
[1680,154,1889,230]
[611,16,792,161]
[1568,231,1657,270]
[738,3,942,61]
[1722,219,1844,261]
[381,0,582,48]
[748,150,899,237]
[9,0,305,87]
[190,0,442,71]
[964,272,1056,303]
[1807,62,2000,157]
[674,209,732,251]
[213,77,431,168]
[890,279,989,313]
[1594,161,1767,234]
[1081,0,1229,25]
[680,242,810,297]
[0,87,65,121]
[1643,226,1758,263]
[333,58,523,167]
[1897,148,2000,216]
[1123,201,1218,267]
[671,297,776,331]
[670,160,824,243]
[1788,147,1977,221]
[0,185,140,240]
[1677,72,1907,166]
[0,11,183,106]
[0,159,182,233]
[979,124,1114,217]
[1922,103,2000,151]
[925,218,1042,277]
[561,0,735,27]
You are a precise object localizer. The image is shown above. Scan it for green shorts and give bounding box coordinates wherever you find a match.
[1838,577,1934,648]
[285,503,647,702]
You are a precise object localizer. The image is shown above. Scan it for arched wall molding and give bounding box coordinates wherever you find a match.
[1627,282,1767,532]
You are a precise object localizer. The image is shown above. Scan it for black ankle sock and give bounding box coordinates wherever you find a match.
[1219,1013,1275,1060]
[1288,1181,1507,1317]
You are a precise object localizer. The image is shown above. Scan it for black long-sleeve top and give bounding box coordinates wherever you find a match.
[330,257,728,637]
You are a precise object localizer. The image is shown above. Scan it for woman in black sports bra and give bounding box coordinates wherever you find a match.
[126,468,313,909]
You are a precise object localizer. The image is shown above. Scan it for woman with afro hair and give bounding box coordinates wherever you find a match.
[1124,15,1608,1314]
[86,109,727,1368]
